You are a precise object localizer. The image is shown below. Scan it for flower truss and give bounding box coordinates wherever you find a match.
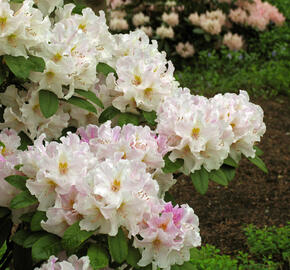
[0,1,267,269]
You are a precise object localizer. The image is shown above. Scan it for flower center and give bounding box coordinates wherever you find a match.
[111,179,121,192]
[191,127,200,139]
[59,162,68,175]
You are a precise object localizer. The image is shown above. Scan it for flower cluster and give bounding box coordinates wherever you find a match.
[12,122,200,269]
[156,89,266,174]
[35,255,93,270]
[0,129,21,208]
[106,0,285,55]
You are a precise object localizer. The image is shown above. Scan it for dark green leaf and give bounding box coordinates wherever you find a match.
[27,56,45,73]
[23,232,47,248]
[62,222,94,254]
[0,141,5,148]
[39,90,59,118]
[118,113,140,127]
[164,192,176,206]
[190,167,209,195]
[142,110,157,126]
[4,55,30,79]
[31,211,47,232]
[17,131,33,151]
[14,164,23,171]
[75,89,104,109]
[4,55,45,80]
[87,244,109,270]
[11,230,30,246]
[126,245,141,268]
[162,153,184,174]
[0,64,8,86]
[221,166,236,182]
[97,62,117,77]
[72,3,86,15]
[65,96,98,114]
[98,106,120,123]
[108,228,128,264]
[209,169,228,186]
[248,155,268,173]
[0,207,10,218]
[223,156,238,168]
[4,175,28,191]
[254,145,264,156]
[10,190,38,209]
[32,234,62,263]
[19,212,35,223]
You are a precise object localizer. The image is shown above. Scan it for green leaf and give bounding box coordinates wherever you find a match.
[190,167,209,195]
[4,55,45,79]
[65,96,98,114]
[4,175,28,191]
[142,110,157,126]
[254,145,264,156]
[221,166,236,182]
[75,89,104,109]
[27,55,45,73]
[87,244,109,270]
[0,141,5,149]
[19,212,35,223]
[0,241,7,261]
[108,228,128,264]
[32,234,62,263]
[14,164,24,171]
[23,232,47,248]
[0,207,10,218]
[223,156,238,168]
[164,192,176,206]
[31,211,47,232]
[204,34,211,42]
[10,190,38,209]
[162,153,184,174]
[62,222,94,254]
[98,106,120,124]
[126,245,141,268]
[193,28,204,34]
[248,155,268,173]
[11,230,30,246]
[172,261,196,270]
[72,3,86,15]
[10,0,24,3]
[39,90,59,118]
[17,131,33,151]
[209,169,228,186]
[118,113,140,127]
[4,55,30,79]
[96,62,117,77]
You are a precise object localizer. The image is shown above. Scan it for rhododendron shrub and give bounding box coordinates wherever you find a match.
[0,0,267,269]
[106,0,286,58]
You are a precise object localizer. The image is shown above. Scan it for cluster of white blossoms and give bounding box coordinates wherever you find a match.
[15,125,199,269]
[35,255,93,270]
[156,89,266,174]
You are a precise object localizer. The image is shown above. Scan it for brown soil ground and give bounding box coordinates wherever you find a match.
[170,96,290,255]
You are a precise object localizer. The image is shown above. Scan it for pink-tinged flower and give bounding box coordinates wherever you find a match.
[175,42,195,58]
[156,25,174,39]
[0,129,21,208]
[229,8,248,24]
[188,12,200,25]
[223,32,244,51]
[132,12,149,27]
[162,12,179,27]
[78,122,164,171]
[35,255,92,270]
[156,88,233,174]
[134,201,201,269]
[210,90,266,162]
